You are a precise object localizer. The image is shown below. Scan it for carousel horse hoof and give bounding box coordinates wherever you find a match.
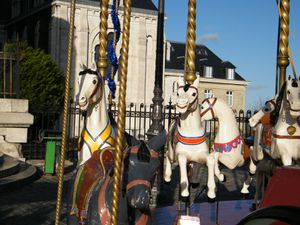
[207,196,216,203]
[218,174,226,182]
[240,193,249,199]
[181,189,189,197]
[164,175,171,183]
[250,202,258,211]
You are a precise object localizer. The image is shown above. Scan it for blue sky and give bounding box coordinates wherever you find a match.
[152,0,300,109]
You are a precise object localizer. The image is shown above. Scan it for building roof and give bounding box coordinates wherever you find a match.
[132,0,157,11]
[165,41,245,81]
[88,0,157,11]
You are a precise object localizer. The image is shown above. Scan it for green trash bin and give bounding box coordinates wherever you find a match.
[40,130,62,175]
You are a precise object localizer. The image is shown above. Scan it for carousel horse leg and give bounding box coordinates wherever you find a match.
[178,154,189,197]
[164,153,172,182]
[212,152,225,182]
[241,150,256,195]
[206,154,216,200]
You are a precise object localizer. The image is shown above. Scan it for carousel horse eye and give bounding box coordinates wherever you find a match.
[92,79,97,85]
[192,93,196,97]
[287,90,291,95]
[177,93,179,96]
[201,106,204,110]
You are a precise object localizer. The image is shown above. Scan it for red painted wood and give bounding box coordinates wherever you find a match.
[259,166,300,208]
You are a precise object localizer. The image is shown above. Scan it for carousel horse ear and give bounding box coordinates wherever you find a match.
[178,76,185,87]
[91,62,97,71]
[79,63,86,71]
[193,75,200,86]
[288,75,291,80]
[147,129,167,152]
[124,132,140,147]
[137,141,150,162]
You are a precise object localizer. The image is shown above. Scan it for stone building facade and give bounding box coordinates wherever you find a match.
[1,0,249,112]
[164,41,249,112]
[2,0,158,106]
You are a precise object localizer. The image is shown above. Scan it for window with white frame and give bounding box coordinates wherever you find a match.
[227,68,235,79]
[226,91,234,107]
[204,66,213,78]
[204,89,213,99]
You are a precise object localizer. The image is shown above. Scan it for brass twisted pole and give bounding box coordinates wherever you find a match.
[277,0,290,89]
[111,0,132,224]
[185,0,197,84]
[55,0,76,224]
[276,0,296,80]
[98,0,109,77]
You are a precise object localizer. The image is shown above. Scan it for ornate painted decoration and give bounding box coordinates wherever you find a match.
[214,135,243,153]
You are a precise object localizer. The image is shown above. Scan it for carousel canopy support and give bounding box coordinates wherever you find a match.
[277,0,290,89]
[184,0,197,84]
[54,0,76,224]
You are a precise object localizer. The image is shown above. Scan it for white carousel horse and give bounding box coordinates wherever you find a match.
[241,76,300,194]
[164,77,217,199]
[76,64,115,165]
[200,97,244,179]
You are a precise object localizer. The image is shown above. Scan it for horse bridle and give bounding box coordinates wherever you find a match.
[177,85,199,113]
[200,98,218,119]
[125,147,159,192]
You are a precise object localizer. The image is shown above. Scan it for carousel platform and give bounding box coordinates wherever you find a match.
[153,199,252,225]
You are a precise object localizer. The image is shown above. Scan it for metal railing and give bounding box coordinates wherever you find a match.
[22,101,255,160]
[0,51,19,98]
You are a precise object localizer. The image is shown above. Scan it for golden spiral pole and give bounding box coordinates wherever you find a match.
[277,0,290,89]
[98,0,109,78]
[111,0,132,224]
[54,0,76,224]
[184,0,197,84]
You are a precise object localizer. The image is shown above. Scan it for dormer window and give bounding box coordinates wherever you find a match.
[204,66,213,78]
[227,68,235,79]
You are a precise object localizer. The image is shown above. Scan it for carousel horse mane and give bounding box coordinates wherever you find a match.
[270,81,286,126]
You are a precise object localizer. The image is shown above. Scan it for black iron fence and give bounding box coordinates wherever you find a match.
[22,101,255,161]
[0,51,19,98]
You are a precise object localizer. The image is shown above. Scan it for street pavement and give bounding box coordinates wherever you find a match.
[0,164,255,225]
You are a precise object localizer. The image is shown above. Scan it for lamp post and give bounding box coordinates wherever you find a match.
[147,0,165,138]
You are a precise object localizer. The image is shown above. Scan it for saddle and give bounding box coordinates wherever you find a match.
[70,147,114,222]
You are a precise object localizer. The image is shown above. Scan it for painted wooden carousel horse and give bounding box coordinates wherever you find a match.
[80,130,166,225]
[77,64,115,165]
[164,77,217,199]
[68,65,116,222]
[200,97,245,180]
[241,76,300,195]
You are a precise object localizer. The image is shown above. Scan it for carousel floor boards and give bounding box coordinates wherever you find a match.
[153,199,252,225]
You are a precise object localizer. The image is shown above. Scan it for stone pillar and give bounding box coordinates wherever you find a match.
[0,99,34,160]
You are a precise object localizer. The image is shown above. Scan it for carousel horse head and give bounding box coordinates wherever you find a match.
[285,76,300,118]
[200,97,218,121]
[123,132,166,211]
[176,76,199,114]
[77,64,104,111]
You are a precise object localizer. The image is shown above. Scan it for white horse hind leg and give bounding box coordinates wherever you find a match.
[164,154,172,182]
[178,154,189,197]
[241,150,256,194]
[212,152,224,182]
[206,155,216,199]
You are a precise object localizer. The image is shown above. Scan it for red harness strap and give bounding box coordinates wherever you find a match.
[200,98,218,119]
[175,131,206,145]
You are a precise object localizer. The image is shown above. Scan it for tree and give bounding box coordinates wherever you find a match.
[5,42,65,111]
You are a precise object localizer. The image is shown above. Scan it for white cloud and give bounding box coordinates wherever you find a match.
[197,33,219,43]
